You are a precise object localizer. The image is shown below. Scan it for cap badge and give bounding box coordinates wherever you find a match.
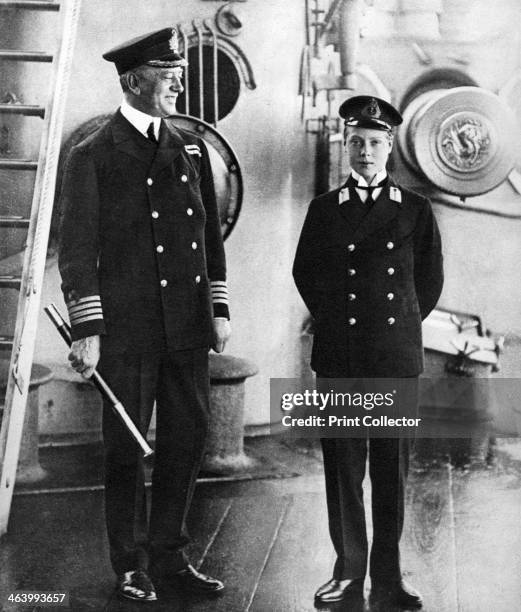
[169,29,179,53]
[362,98,381,119]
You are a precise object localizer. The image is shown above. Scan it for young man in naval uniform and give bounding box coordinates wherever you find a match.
[293,96,443,609]
[58,28,231,602]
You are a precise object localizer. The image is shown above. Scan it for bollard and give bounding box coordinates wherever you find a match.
[203,353,258,474]
[0,360,52,483]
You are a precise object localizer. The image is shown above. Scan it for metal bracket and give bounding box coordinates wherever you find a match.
[305,117,340,135]
[12,361,24,395]
[216,3,243,37]
[1,91,22,105]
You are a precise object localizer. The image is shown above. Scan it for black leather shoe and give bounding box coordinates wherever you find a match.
[116,569,157,602]
[314,577,364,603]
[174,564,224,593]
[370,579,423,609]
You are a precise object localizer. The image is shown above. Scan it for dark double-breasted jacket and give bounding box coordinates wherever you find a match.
[58,110,228,355]
[293,177,443,377]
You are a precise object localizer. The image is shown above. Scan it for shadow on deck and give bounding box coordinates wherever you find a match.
[1,435,521,611]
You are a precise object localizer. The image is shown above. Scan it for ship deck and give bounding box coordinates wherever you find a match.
[1,434,521,611]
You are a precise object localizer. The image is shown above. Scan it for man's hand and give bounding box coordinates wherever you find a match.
[212,318,231,353]
[68,335,100,378]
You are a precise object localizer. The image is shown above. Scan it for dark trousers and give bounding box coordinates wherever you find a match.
[320,437,410,582]
[99,348,209,575]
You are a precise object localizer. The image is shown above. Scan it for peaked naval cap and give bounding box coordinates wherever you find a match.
[103,28,188,75]
[339,95,403,131]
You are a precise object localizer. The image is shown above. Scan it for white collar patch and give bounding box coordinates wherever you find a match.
[338,187,350,205]
[389,186,402,203]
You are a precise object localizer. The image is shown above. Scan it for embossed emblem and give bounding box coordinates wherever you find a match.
[169,29,179,53]
[440,117,491,172]
[362,98,381,119]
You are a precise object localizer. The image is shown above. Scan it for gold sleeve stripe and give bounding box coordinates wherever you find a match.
[210,280,229,305]
[67,295,104,325]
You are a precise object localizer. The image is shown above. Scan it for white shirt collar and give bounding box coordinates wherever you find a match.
[351,168,388,187]
[120,99,161,140]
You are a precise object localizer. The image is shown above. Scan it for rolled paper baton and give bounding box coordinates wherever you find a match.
[44,303,154,458]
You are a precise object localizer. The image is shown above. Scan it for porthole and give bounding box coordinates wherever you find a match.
[176,45,241,123]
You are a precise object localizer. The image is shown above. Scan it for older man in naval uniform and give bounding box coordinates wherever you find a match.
[58,28,231,602]
[293,96,443,609]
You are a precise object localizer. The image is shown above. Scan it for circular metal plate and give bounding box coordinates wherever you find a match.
[166,115,243,240]
[411,87,518,196]
[436,110,497,174]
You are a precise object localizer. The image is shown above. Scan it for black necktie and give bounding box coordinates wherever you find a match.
[350,176,388,206]
[146,122,157,144]
[357,185,378,206]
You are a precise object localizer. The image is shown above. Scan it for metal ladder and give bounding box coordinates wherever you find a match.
[0,0,81,535]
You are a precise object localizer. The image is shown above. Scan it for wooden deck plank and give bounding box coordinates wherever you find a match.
[182,495,291,612]
[185,494,234,568]
[85,493,237,610]
[3,437,521,611]
[248,491,333,612]
[401,452,458,612]
[2,491,115,610]
[451,460,521,612]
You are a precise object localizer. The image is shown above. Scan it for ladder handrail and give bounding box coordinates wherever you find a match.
[0,0,82,536]
[0,2,60,11]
